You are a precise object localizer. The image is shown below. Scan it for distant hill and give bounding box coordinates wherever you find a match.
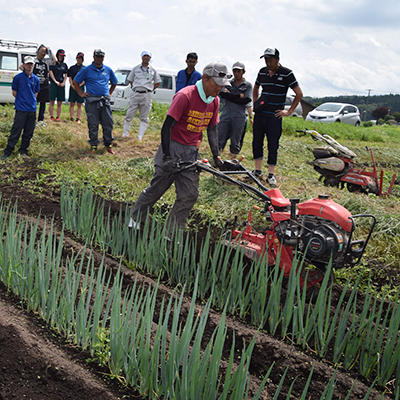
[303,94,400,121]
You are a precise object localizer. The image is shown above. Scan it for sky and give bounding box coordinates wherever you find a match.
[2,0,400,98]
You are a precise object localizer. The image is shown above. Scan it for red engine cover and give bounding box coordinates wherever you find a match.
[297,196,353,232]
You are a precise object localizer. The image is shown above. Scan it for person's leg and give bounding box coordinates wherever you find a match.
[99,102,114,147]
[131,166,176,224]
[38,102,46,122]
[252,113,266,173]
[69,102,75,120]
[19,112,36,155]
[229,116,247,155]
[168,168,199,229]
[77,103,83,121]
[137,93,151,140]
[56,101,62,119]
[85,101,100,147]
[49,101,55,118]
[217,116,230,152]
[4,111,27,156]
[49,82,57,119]
[123,92,140,136]
[265,116,282,169]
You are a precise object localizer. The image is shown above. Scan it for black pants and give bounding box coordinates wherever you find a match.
[4,110,36,156]
[252,113,282,166]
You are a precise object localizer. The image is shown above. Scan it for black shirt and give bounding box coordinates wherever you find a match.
[68,64,84,80]
[255,65,298,115]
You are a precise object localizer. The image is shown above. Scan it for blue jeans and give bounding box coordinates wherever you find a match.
[4,110,36,156]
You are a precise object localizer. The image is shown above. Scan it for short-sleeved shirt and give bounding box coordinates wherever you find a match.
[13,70,40,112]
[33,58,50,88]
[67,64,84,80]
[74,62,118,97]
[128,64,161,92]
[255,65,298,115]
[175,68,202,93]
[49,62,68,83]
[168,85,220,146]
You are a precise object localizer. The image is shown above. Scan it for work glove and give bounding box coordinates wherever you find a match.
[162,156,175,173]
[213,155,224,170]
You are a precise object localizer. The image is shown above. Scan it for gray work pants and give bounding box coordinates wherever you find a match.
[85,95,114,147]
[131,140,200,230]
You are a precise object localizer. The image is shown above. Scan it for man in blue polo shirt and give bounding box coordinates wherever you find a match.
[73,49,118,154]
[2,56,40,160]
[251,47,303,186]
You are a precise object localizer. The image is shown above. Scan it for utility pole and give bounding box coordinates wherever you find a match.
[365,89,373,121]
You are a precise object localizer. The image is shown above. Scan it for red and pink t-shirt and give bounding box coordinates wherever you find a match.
[167,85,220,146]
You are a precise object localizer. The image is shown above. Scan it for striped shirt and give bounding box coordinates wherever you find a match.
[255,65,298,115]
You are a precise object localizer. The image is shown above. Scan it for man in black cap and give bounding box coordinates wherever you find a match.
[73,49,118,154]
[251,47,303,186]
[129,61,230,232]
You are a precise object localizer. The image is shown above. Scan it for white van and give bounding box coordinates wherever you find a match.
[110,68,176,111]
[0,40,38,103]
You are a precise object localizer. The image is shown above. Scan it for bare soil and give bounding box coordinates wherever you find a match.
[0,157,398,399]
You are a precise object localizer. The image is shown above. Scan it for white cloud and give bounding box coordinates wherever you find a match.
[126,11,146,21]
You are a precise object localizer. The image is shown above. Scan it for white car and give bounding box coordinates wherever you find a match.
[285,95,303,117]
[110,68,176,111]
[0,39,37,103]
[306,102,361,126]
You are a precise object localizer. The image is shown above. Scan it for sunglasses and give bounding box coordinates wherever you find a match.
[213,68,232,79]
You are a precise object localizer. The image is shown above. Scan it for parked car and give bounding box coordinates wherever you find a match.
[285,95,303,117]
[110,68,176,111]
[0,39,37,103]
[305,102,361,126]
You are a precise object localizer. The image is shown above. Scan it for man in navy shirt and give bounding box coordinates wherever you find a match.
[251,47,303,186]
[49,49,68,121]
[175,52,202,93]
[2,56,40,160]
[73,49,118,154]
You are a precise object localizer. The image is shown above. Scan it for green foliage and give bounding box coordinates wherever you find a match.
[362,121,373,127]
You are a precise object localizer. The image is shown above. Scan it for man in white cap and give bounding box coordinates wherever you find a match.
[129,61,230,232]
[251,47,303,186]
[2,56,40,160]
[122,50,161,139]
[218,61,252,159]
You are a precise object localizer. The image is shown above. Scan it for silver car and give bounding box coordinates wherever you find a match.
[305,102,361,126]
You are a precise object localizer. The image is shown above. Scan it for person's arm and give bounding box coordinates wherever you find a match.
[153,82,161,91]
[73,79,87,97]
[69,76,75,90]
[49,70,59,85]
[161,115,177,157]
[220,91,251,104]
[60,71,68,87]
[35,92,38,98]
[12,90,17,98]
[276,85,303,118]
[207,124,223,168]
[109,83,117,96]
[252,83,260,102]
[247,105,254,126]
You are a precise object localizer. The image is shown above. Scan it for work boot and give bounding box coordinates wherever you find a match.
[122,121,130,137]
[229,152,238,160]
[138,121,148,140]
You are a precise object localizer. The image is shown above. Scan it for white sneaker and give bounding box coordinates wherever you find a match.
[128,218,140,230]
[122,132,129,137]
[267,175,277,186]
